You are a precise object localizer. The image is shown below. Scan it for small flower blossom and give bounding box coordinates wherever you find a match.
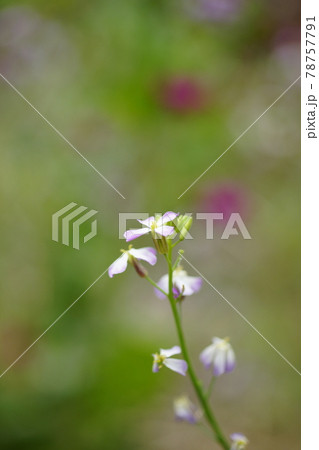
[200,337,236,376]
[124,211,178,242]
[154,266,202,300]
[152,346,188,376]
[230,433,249,450]
[108,246,157,278]
[158,77,206,113]
[174,395,200,424]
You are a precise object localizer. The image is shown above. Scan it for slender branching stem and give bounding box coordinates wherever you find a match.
[166,242,229,450]
[172,251,183,271]
[206,375,216,400]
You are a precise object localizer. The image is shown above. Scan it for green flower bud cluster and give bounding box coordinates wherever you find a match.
[175,215,193,241]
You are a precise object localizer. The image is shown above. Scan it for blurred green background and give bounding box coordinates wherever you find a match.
[0,0,300,449]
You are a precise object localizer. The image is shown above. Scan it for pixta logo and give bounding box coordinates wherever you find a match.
[118,213,251,240]
[52,202,98,250]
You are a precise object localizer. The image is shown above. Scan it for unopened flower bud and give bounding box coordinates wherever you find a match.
[176,215,193,241]
[127,252,148,277]
[132,259,148,277]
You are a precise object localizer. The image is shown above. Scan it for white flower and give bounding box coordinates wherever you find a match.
[154,266,202,299]
[230,433,249,450]
[108,247,157,278]
[174,395,200,424]
[200,337,236,376]
[152,346,188,376]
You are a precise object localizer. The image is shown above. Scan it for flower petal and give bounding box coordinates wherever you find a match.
[199,344,215,369]
[164,358,188,376]
[108,253,129,278]
[230,433,246,441]
[226,347,236,373]
[174,275,202,296]
[213,348,226,376]
[129,247,157,265]
[152,362,159,373]
[137,216,155,227]
[154,274,169,299]
[124,227,150,242]
[154,225,175,237]
[175,408,197,423]
[160,345,181,358]
[174,396,197,424]
[156,211,179,226]
[186,276,202,294]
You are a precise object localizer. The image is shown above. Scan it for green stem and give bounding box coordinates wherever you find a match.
[206,376,216,400]
[166,243,229,450]
[172,252,183,271]
[145,275,167,298]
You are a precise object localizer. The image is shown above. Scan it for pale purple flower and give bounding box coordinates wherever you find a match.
[0,6,77,80]
[230,433,249,450]
[108,247,157,278]
[174,395,200,424]
[187,0,242,23]
[272,27,300,80]
[200,337,236,376]
[124,212,179,242]
[152,346,188,376]
[154,266,202,300]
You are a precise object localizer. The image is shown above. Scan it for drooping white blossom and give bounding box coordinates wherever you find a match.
[200,337,236,376]
[174,395,200,424]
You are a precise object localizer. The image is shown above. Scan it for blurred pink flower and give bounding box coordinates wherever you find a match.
[200,182,251,224]
[158,77,206,113]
